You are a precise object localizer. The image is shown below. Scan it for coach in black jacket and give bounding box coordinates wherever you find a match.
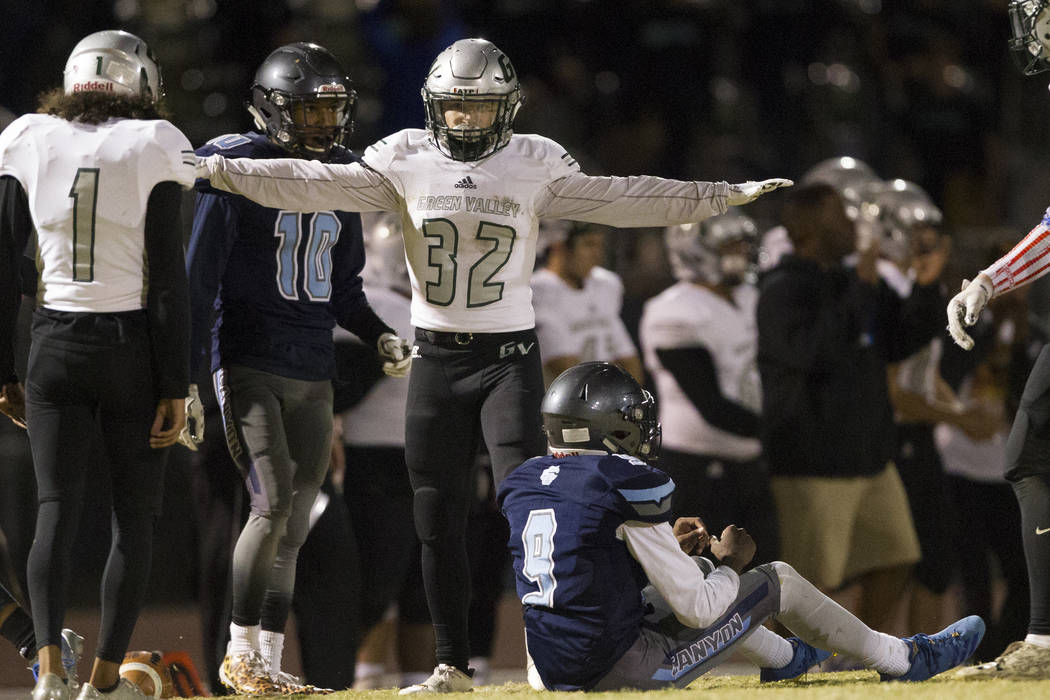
[756,182,946,633]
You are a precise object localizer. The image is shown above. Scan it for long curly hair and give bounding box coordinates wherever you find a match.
[36,88,170,124]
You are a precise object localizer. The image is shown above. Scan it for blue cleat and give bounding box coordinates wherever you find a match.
[760,637,833,682]
[31,628,84,688]
[880,615,985,682]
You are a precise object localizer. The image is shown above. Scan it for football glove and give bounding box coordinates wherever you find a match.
[177,383,205,451]
[947,273,993,351]
[378,332,412,378]
[727,178,794,205]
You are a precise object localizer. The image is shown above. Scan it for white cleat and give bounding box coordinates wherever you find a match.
[75,679,146,700]
[32,673,69,700]
[398,664,473,694]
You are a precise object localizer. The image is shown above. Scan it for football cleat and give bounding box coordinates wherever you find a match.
[219,649,285,695]
[398,664,473,694]
[33,673,70,700]
[880,615,985,682]
[759,637,832,682]
[74,679,147,700]
[273,670,335,694]
[954,640,1050,680]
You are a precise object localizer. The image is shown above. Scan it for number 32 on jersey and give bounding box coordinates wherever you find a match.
[521,508,559,607]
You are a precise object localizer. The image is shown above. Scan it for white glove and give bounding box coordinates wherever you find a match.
[727,178,794,205]
[946,273,994,351]
[177,383,205,451]
[378,332,412,378]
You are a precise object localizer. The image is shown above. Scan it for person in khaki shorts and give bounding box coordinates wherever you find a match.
[756,183,946,633]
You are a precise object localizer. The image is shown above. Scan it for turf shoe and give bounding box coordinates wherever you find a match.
[880,615,985,682]
[953,640,1050,680]
[398,664,473,694]
[33,673,70,700]
[760,637,832,682]
[31,628,85,690]
[74,679,146,700]
[273,670,334,694]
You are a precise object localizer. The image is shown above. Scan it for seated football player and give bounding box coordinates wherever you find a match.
[497,362,986,691]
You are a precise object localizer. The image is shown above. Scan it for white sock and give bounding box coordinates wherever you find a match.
[259,630,284,675]
[737,626,794,669]
[770,561,911,676]
[229,623,260,657]
[1025,633,1050,649]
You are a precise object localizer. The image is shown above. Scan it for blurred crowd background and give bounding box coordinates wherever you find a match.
[0,0,1047,686]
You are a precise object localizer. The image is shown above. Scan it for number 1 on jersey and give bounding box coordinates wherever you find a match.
[521,508,558,607]
[70,168,100,282]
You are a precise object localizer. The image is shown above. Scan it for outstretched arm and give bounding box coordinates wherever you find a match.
[196,154,402,214]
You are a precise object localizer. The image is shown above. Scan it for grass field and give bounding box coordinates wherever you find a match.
[213,673,1050,699]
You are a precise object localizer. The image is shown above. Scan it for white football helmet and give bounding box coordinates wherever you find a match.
[421,38,522,161]
[63,30,162,103]
[864,179,942,264]
[1009,0,1050,75]
[361,212,411,297]
[801,156,881,222]
[665,210,758,286]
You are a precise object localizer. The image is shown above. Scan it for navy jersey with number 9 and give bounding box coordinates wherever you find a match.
[497,452,675,691]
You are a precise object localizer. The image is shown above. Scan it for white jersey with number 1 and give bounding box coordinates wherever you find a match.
[0,114,195,312]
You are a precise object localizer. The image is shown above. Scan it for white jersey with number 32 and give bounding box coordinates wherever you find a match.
[363,129,579,333]
[0,114,195,312]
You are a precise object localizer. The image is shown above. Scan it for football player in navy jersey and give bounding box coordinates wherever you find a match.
[0,30,193,700]
[186,42,410,695]
[498,362,986,691]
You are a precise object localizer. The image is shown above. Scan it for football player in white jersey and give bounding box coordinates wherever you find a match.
[195,37,791,693]
[640,210,779,565]
[0,30,195,700]
[945,0,1050,677]
[531,220,641,386]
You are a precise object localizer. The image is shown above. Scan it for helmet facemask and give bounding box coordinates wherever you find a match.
[250,88,355,159]
[423,91,518,161]
[1009,0,1050,75]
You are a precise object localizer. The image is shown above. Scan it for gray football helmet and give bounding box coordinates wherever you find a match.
[800,156,880,222]
[664,210,758,286]
[1009,0,1050,75]
[865,179,942,264]
[248,42,356,158]
[542,362,661,459]
[63,30,162,103]
[361,212,411,297]
[422,38,522,161]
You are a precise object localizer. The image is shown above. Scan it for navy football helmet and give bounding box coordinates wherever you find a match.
[248,42,356,159]
[541,362,661,460]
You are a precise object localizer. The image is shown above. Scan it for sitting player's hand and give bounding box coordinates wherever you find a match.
[710,525,756,573]
[672,516,710,555]
[378,332,412,377]
[727,178,793,206]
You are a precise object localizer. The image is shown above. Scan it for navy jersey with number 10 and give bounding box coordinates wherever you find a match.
[497,452,675,691]
[189,132,389,382]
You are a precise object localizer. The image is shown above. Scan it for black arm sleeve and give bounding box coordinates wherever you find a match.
[145,181,191,398]
[656,346,760,437]
[0,176,33,382]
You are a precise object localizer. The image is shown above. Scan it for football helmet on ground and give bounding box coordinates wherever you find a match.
[248,42,356,159]
[541,362,661,459]
[664,210,758,286]
[1009,0,1050,75]
[63,30,162,103]
[422,38,522,162]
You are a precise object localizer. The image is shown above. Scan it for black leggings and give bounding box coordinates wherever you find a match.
[25,310,167,663]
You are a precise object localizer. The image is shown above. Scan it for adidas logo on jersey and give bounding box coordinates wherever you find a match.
[454,176,477,189]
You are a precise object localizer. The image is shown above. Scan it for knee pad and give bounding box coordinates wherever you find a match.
[413,486,446,545]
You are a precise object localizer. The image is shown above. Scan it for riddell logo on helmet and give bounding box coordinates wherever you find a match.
[319,83,345,93]
[72,81,114,93]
